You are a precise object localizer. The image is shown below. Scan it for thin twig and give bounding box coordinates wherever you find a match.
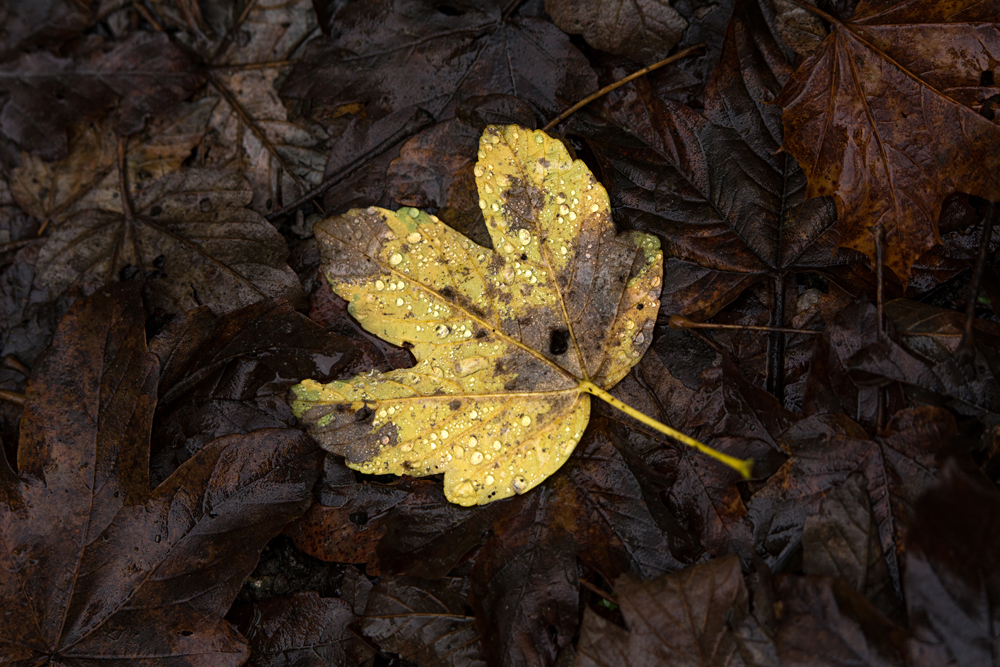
[0,239,34,254]
[542,44,707,132]
[265,109,435,222]
[669,315,819,336]
[2,356,30,376]
[960,202,996,353]
[579,578,620,607]
[132,1,164,31]
[0,390,25,406]
[873,222,885,342]
[501,0,528,21]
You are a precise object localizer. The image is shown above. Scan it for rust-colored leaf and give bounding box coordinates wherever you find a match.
[774,0,1000,281]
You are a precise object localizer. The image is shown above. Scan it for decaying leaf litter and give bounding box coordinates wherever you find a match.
[1,0,1000,665]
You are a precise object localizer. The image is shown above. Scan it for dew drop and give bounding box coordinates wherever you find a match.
[512,476,527,493]
[478,150,486,159]
[590,204,599,212]
[521,415,531,426]
[559,204,569,215]
[407,208,419,218]
[401,442,413,451]
[535,134,544,144]
[396,298,404,306]
[634,332,645,345]
[471,452,484,464]
[485,475,495,485]
[484,183,493,194]
[493,440,502,450]
[375,280,385,291]
[406,232,422,243]
[569,212,577,221]
[389,253,403,266]
[479,199,487,209]
[625,320,635,329]
[491,203,500,212]
[381,436,390,445]
[474,165,485,177]
[441,430,449,439]
[518,229,531,245]
[436,325,450,338]
[454,446,464,458]
[469,436,478,446]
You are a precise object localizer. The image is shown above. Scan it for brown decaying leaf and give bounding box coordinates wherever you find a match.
[0,31,206,159]
[35,167,304,315]
[280,0,597,131]
[0,283,322,665]
[748,405,958,589]
[588,0,848,322]
[148,299,356,483]
[362,576,488,667]
[203,0,331,215]
[904,459,1000,667]
[774,0,1000,281]
[545,0,687,64]
[233,591,359,667]
[0,0,94,62]
[774,575,908,667]
[576,555,748,667]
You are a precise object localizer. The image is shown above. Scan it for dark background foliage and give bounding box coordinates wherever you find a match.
[1,0,999,665]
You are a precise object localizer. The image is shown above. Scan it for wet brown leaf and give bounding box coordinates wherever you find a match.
[233,591,360,667]
[281,0,596,136]
[774,0,1000,281]
[0,32,206,159]
[0,283,322,665]
[588,0,854,321]
[748,406,958,589]
[35,167,304,315]
[576,555,749,667]
[362,576,487,667]
[904,459,1000,667]
[545,0,687,64]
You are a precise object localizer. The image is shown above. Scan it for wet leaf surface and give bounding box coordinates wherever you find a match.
[576,555,748,667]
[0,32,205,159]
[774,0,1000,281]
[293,125,664,506]
[0,284,321,665]
[3,1,1000,665]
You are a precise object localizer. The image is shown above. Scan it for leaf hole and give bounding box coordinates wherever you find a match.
[349,510,369,526]
[549,328,569,355]
[636,303,644,310]
[180,630,193,637]
[982,70,995,86]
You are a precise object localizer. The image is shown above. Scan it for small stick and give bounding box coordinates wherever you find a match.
[580,380,754,478]
[0,390,25,406]
[873,223,886,342]
[579,578,620,607]
[542,44,707,132]
[669,314,820,336]
[2,356,30,376]
[960,201,996,354]
[265,109,434,222]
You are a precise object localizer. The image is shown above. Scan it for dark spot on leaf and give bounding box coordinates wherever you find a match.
[152,254,166,269]
[521,253,527,260]
[549,328,570,355]
[119,265,141,281]
[449,399,461,410]
[982,70,995,86]
[355,406,373,422]
[180,630,193,637]
[636,303,644,310]
[436,4,465,16]
[475,328,488,339]
[150,205,162,217]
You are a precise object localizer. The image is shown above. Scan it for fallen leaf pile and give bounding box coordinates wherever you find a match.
[2,0,1000,665]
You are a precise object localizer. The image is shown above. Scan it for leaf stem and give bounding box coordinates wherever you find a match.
[542,44,706,132]
[579,380,754,479]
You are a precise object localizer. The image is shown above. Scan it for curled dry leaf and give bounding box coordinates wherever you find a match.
[774,0,1000,281]
[292,125,664,506]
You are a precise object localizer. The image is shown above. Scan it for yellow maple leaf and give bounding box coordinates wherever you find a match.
[292,125,750,506]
